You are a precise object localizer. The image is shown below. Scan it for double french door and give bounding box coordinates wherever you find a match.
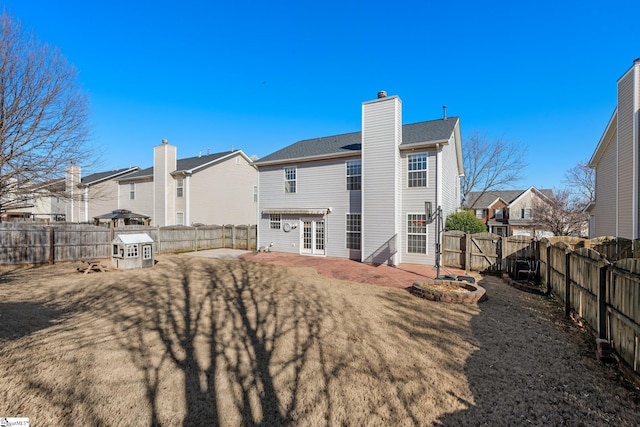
[300,218,325,255]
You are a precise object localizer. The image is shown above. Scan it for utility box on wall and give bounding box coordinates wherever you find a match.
[112,233,154,269]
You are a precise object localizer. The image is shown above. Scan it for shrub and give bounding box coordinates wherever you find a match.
[445,210,487,234]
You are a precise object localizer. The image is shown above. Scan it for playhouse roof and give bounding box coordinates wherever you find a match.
[114,233,154,244]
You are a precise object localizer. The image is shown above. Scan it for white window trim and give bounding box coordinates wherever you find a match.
[130,183,135,200]
[346,160,362,191]
[270,214,281,229]
[176,211,184,225]
[407,153,428,188]
[345,213,361,250]
[284,166,297,194]
[176,177,184,198]
[407,213,428,254]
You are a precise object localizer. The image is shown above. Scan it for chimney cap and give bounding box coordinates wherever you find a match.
[161,139,168,144]
[377,90,387,99]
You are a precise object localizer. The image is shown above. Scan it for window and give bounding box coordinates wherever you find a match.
[270,214,281,229]
[176,177,184,197]
[284,167,296,193]
[346,214,361,249]
[522,208,532,219]
[346,160,362,190]
[407,214,427,254]
[475,209,484,219]
[253,185,258,202]
[142,245,152,260]
[126,244,138,258]
[130,183,135,200]
[494,208,503,219]
[408,154,427,187]
[176,212,184,225]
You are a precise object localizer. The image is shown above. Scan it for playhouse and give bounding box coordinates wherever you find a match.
[112,233,154,269]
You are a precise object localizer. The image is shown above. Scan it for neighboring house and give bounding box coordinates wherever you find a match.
[587,58,640,239]
[116,140,257,226]
[6,178,67,222]
[254,92,464,266]
[65,165,141,222]
[465,186,554,237]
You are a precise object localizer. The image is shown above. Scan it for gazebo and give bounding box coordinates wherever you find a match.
[93,209,151,228]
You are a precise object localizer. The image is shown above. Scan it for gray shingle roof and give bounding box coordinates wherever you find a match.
[464,188,554,209]
[81,167,140,185]
[119,166,153,180]
[255,117,459,164]
[175,151,234,171]
[115,151,236,181]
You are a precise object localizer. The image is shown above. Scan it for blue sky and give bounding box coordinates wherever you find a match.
[3,1,639,190]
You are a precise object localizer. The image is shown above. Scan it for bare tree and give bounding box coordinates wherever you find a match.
[533,189,588,236]
[461,131,527,208]
[0,12,92,216]
[563,160,594,208]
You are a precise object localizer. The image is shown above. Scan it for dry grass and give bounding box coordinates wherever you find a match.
[0,254,638,426]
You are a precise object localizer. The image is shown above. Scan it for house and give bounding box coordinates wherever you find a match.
[464,187,554,237]
[254,92,464,266]
[4,178,67,222]
[587,58,640,239]
[65,165,141,223]
[115,140,257,226]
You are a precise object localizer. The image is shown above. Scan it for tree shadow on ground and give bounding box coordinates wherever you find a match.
[0,301,63,340]
[100,257,343,426]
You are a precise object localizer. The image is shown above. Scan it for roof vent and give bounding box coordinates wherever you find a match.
[442,105,447,120]
[377,90,387,99]
[161,139,168,144]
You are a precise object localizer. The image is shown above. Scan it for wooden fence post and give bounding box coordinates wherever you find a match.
[546,244,551,295]
[232,225,236,249]
[49,226,55,265]
[465,233,471,273]
[565,252,571,318]
[598,265,608,339]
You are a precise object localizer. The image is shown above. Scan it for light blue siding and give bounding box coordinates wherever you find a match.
[257,157,361,257]
[362,96,401,265]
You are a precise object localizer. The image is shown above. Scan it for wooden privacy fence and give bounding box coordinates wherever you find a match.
[442,233,637,273]
[539,239,640,378]
[0,223,257,265]
[442,231,538,273]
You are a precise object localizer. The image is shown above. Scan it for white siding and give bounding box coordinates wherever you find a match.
[617,71,635,238]
[188,154,257,225]
[257,157,361,257]
[400,150,436,265]
[153,142,177,226]
[592,128,618,237]
[361,96,401,265]
[118,178,154,219]
[86,180,120,220]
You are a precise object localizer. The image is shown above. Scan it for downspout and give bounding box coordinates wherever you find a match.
[435,143,441,278]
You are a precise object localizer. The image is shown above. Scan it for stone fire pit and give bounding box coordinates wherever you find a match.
[410,279,486,304]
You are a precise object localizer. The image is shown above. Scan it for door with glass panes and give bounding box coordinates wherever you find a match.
[300,218,325,255]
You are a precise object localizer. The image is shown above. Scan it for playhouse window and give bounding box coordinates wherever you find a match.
[126,244,138,257]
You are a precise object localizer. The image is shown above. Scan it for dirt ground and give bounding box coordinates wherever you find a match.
[0,254,639,426]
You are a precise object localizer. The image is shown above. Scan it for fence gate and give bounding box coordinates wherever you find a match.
[468,232,501,272]
[442,230,466,269]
